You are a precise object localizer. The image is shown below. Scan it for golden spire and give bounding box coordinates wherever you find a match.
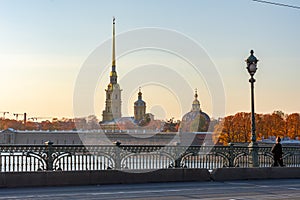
[110,17,117,84]
[112,16,116,68]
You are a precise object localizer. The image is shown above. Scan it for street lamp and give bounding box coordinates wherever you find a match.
[246,50,259,167]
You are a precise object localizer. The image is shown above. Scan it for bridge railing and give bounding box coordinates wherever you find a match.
[0,143,299,172]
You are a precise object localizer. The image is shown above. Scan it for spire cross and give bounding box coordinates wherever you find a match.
[138,87,142,100]
[194,88,198,99]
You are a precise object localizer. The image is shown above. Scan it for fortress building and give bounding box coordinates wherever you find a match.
[99,19,210,133]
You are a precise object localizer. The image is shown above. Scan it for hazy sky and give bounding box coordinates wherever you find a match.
[0,0,300,120]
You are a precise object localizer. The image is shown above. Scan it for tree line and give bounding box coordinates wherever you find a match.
[213,111,300,145]
[0,115,165,131]
[1,111,299,145]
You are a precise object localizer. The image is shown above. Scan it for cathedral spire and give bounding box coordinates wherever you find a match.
[110,17,117,84]
[138,87,142,100]
[102,18,122,123]
[112,17,116,69]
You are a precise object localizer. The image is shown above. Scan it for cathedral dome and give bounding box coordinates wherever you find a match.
[180,89,210,132]
[181,111,210,132]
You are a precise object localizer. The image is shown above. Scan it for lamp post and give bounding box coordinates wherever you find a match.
[246,50,259,167]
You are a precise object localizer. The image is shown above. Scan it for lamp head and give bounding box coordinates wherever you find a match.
[246,50,258,76]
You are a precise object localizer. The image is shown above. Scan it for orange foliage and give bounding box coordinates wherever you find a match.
[0,117,76,131]
[213,112,300,145]
[286,113,300,139]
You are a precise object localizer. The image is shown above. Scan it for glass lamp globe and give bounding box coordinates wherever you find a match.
[248,63,257,75]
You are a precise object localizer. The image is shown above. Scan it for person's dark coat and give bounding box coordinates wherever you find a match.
[271,143,283,166]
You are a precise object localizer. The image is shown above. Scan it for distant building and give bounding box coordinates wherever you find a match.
[178,89,212,146]
[0,128,82,145]
[101,17,122,123]
[0,128,180,145]
[134,88,146,121]
[180,89,210,133]
[99,18,156,131]
[100,18,122,130]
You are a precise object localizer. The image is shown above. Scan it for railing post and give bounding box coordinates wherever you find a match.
[0,152,2,172]
[228,143,234,167]
[45,141,54,170]
[248,142,259,167]
[175,157,182,168]
[114,141,121,170]
[174,144,182,168]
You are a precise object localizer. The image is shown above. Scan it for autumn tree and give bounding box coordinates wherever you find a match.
[213,111,300,145]
[270,111,286,137]
[286,113,300,139]
[232,112,251,142]
[213,115,234,145]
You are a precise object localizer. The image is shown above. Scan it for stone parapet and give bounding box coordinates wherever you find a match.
[211,167,300,181]
[0,169,210,188]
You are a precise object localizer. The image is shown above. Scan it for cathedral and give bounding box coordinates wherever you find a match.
[100,18,147,130]
[180,89,210,132]
[99,18,210,132]
[101,17,122,122]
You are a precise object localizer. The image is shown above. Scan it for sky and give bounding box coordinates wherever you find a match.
[0,0,300,121]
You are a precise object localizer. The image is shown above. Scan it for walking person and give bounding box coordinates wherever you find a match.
[271,136,284,167]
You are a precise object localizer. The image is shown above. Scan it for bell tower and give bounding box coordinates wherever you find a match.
[134,88,146,121]
[102,17,122,121]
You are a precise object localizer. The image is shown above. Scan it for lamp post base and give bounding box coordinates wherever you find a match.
[248,141,259,167]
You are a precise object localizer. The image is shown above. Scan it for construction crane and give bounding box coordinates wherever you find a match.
[28,117,53,122]
[13,113,23,121]
[28,117,38,121]
[13,113,27,124]
[0,111,9,119]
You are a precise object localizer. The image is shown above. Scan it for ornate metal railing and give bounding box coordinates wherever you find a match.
[0,142,299,172]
